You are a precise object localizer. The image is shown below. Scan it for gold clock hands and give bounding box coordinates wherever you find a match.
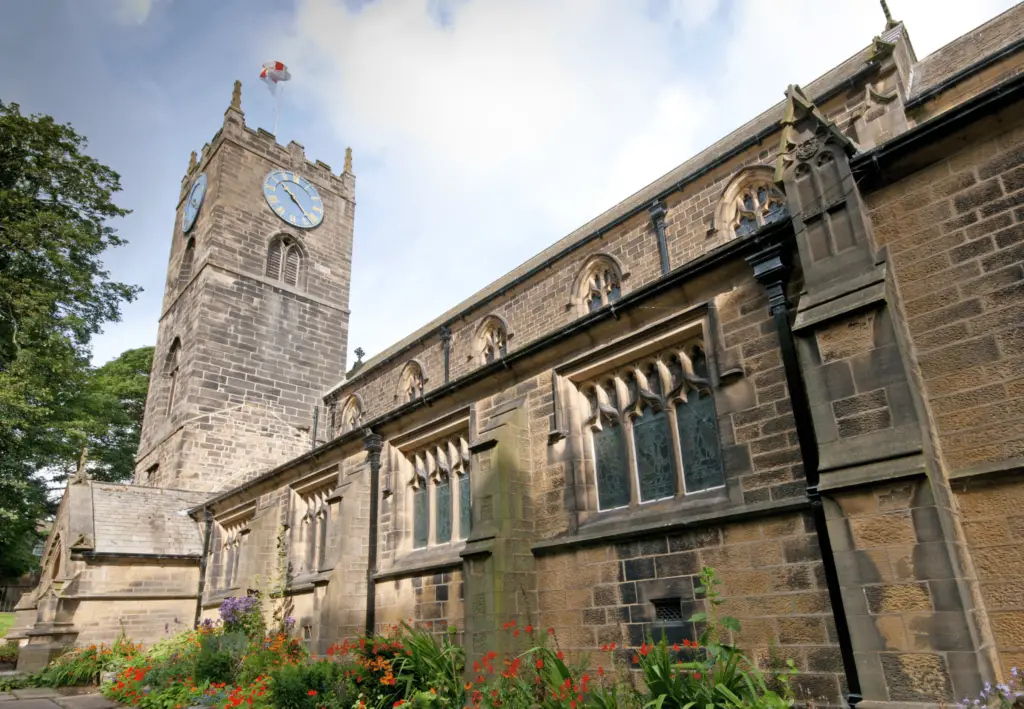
[280,183,311,220]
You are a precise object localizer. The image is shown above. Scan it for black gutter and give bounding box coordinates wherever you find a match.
[193,508,214,629]
[363,431,383,636]
[904,35,1024,110]
[649,200,670,275]
[853,69,1024,188]
[748,242,862,709]
[335,62,882,386]
[77,551,200,562]
[191,218,793,515]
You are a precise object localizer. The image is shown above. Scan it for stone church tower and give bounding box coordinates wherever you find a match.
[134,82,354,493]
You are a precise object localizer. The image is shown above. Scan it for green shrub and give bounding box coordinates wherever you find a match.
[269,660,348,709]
[194,632,247,686]
[0,641,18,666]
[32,636,141,687]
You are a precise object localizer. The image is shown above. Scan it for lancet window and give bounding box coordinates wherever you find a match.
[407,435,471,549]
[218,516,251,590]
[165,338,181,416]
[580,342,725,511]
[297,486,332,574]
[337,395,363,435]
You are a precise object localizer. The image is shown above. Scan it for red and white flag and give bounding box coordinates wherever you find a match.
[259,61,291,96]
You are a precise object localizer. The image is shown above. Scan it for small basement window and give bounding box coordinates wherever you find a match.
[652,597,684,623]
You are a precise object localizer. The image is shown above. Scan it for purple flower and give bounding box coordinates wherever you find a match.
[283,616,296,629]
[219,595,260,625]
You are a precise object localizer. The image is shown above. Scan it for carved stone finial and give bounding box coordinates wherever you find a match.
[879,0,898,29]
[188,151,197,172]
[70,445,89,484]
[344,147,353,173]
[230,80,243,112]
[354,347,365,363]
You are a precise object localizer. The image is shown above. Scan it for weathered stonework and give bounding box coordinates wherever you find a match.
[15,8,1024,709]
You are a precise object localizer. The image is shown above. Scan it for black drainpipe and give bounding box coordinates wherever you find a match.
[363,429,383,636]
[193,507,214,629]
[649,200,670,275]
[748,242,862,709]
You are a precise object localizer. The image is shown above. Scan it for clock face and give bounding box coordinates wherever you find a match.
[181,173,207,233]
[263,170,324,229]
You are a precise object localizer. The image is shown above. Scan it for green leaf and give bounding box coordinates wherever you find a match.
[721,616,742,632]
[688,612,708,623]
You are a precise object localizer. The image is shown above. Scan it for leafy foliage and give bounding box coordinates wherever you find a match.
[0,100,140,575]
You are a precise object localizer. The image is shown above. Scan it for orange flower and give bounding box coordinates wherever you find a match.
[632,655,640,664]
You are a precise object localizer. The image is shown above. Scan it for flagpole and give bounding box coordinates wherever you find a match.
[274,83,283,136]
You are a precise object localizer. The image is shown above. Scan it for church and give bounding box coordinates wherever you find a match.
[10,3,1024,705]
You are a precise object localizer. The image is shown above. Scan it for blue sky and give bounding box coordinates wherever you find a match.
[1,0,1017,368]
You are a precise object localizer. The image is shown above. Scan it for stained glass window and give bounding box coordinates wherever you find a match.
[436,477,452,544]
[594,423,630,510]
[676,393,725,493]
[459,471,471,539]
[634,410,676,502]
[413,485,429,548]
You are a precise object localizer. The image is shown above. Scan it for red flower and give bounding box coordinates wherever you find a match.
[556,651,564,660]
[672,643,680,651]
[307,690,318,697]
[597,666,604,676]
[633,655,640,664]
[535,659,544,669]
[548,627,555,635]
[393,701,405,707]
[525,624,533,633]
[694,672,702,680]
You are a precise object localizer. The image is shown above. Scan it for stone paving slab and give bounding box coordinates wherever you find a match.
[1,700,61,709]
[52,695,117,709]
[0,694,14,701]
[10,691,59,700]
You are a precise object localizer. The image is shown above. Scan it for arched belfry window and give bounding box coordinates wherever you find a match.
[714,166,789,238]
[475,315,509,365]
[397,361,426,403]
[570,254,626,316]
[338,395,363,434]
[178,238,195,290]
[266,235,304,288]
[165,337,182,415]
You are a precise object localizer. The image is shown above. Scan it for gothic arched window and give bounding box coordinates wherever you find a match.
[572,255,624,316]
[581,340,725,512]
[338,395,363,434]
[714,167,789,239]
[165,337,182,416]
[178,238,195,290]
[266,235,304,288]
[397,361,426,403]
[476,315,509,365]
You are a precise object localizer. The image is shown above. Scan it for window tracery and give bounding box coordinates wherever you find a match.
[337,395,363,435]
[297,487,331,574]
[406,435,471,549]
[580,341,725,511]
[217,516,251,590]
[178,238,195,290]
[397,361,426,403]
[714,167,790,239]
[476,316,509,364]
[572,255,624,315]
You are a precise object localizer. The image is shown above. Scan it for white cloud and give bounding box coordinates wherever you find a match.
[228,0,1024,363]
[113,0,155,25]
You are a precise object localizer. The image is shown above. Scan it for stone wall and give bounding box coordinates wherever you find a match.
[865,99,1024,677]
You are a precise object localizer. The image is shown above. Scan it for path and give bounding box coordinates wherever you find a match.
[0,689,118,709]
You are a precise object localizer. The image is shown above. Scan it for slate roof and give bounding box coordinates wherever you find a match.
[90,483,209,556]
[909,2,1024,100]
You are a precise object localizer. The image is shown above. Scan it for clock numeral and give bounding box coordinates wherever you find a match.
[289,215,297,224]
[267,195,279,204]
[311,205,322,213]
[276,206,286,215]
[311,195,321,203]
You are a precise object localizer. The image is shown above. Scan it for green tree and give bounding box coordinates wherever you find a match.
[0,100,140,576]
[74,346,154,483]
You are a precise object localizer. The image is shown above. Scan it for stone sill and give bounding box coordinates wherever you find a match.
[531,498,808,554]
[948,456,1024,485]
[374,545,466,581]
[288,570,333,593]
